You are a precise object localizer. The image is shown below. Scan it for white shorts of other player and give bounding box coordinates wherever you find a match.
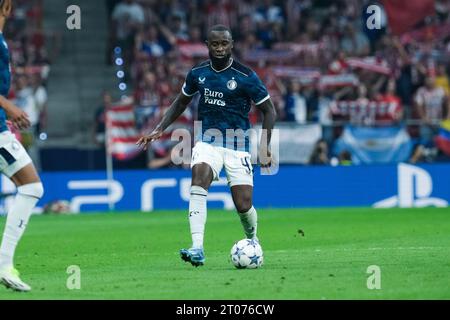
[191,141,253,187]
[0,131,32,178]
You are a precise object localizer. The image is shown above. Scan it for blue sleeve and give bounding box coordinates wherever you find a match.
[181,69,198,97]
[247,72,270,106]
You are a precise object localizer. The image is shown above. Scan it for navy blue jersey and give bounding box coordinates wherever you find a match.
[182,58,269,151]
[0,33,11,132]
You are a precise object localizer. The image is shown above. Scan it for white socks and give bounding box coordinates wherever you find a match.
[0,182,44,270]
[189,185,208,249]
[188,185,258,247]
[239,206,258,239]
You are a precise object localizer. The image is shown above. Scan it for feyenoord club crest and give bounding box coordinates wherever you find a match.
[227,79,237,90]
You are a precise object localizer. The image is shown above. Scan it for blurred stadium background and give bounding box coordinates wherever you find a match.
[0,0,449,300]
[0,0,450,213]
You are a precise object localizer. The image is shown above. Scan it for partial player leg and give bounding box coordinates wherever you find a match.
[189,163,213,249]
[181,142,223,266]
[180,163,214,266]
[0,163,43,292]
[224,149,257,240]
[231,185,258,240]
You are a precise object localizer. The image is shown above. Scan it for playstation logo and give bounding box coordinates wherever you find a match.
[373,163,448,208]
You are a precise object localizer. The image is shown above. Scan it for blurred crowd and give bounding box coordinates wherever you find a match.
[5,0,49,169]
[101,0,450,167]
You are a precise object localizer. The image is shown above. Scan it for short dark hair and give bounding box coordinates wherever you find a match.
[208,24,232,36]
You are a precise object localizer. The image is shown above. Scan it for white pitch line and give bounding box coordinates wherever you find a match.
[272,247,448,253]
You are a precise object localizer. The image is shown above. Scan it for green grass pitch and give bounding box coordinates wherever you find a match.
[0,207,449,299]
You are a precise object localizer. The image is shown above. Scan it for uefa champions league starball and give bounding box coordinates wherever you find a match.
[230,239,264,269]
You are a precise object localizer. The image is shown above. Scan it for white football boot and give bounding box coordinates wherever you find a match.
[0,267,31,292]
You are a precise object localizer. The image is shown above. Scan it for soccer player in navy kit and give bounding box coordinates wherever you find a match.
[0,0,44,291]
[137,25,276,267]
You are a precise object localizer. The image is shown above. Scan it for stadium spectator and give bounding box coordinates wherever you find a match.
[133,71,163,130]
[435,63,450,94]
[112,0,145,41]
[376,77,403,124]
[409,144,426,164]
[186,25,203,44]
[414,76,450,146]
[315,87,335,144]
[339,22,370,57]
[253,0,284,28]
[409,143,440,163]
[168,13,189,43]
[309,139,329,165]
[93,91,113,146]
[205,0,236,30]
[252,0,284,48]
[13,76,39,142]
[338,150,352,165]
[111,0,145,66]
[277,79,308,123]
[31,73,47,135]
[135,24,174,59]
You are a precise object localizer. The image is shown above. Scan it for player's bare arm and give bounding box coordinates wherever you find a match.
[258,98,277,167]
[0,95,31,130]
[136,93,193,150]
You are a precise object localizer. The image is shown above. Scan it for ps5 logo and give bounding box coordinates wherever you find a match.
[373,163,448,208]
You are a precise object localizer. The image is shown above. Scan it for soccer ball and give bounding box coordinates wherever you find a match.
[230,239,264,269]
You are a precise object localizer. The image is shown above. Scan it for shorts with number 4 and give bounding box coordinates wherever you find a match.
[0,131,32,178]
[191,141,253,187]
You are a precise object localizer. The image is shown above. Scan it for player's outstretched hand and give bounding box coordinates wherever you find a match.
[6,103,31,130]
[259,149,272,168]
[136,128,163,150]
[259,149,278,175]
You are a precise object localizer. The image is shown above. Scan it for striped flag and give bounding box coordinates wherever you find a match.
[318,73,359,88]
[346,57,391,75]
[106,103,141,160]
[333,125,413,164]
[435,120,450,156]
